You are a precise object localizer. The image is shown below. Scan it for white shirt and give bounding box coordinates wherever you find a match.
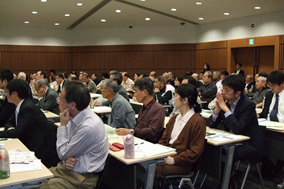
[268,89,284,123]
[121,78,134,90]
[169,108,195,144]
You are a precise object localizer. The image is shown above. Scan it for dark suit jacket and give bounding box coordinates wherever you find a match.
[258,91,274,119]
[235,69,245,77]
[0,97,16,128]
[38,87,60,115]
[0,98,51,159]
[210,94,263,160]
[55,80,66,94]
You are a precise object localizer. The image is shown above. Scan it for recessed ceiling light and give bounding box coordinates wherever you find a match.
[196,2,202,5]
[171,8,177,11]
[145,18,150,21]
[198,17,204,20]
[32,11,37,14]
[77,3,82,6]
[55,23,59,25]
[41,0,47,2]
[116,10,121,13]
[101,19,106,22]
[224,12,230,16]
[254,6,261,10]
[140,0,146,1]
[24,21,29,24]
[65,14,70,17]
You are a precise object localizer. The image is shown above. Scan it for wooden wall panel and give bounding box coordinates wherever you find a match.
[234,47,255,76]
[280,44,284,71]
[258,46,275,74]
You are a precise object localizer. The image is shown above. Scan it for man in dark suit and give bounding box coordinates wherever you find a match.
[0,69,16,128]
[198,71,217,109]
[55,73,66,94]
[210,74,263,170]
[35,78,60,115]
[0,79,50,160]
[234,62,244,77]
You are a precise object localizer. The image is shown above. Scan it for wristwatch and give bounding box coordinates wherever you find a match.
[130,129,135,135]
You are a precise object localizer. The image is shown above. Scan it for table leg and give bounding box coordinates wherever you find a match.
[221,145,235,189]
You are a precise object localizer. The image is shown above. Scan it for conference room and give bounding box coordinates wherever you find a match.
[1,0,284,189]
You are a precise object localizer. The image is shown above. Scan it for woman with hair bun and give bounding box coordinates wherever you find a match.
[155,84,206,177]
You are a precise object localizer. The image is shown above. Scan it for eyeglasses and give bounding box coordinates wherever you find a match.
[268,84,278,88]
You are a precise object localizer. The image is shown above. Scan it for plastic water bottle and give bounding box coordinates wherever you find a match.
[123,134,134,159]
[0,143,10,179]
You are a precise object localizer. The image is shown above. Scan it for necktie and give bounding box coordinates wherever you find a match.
[15,110,18,126]
[270,94,279,121]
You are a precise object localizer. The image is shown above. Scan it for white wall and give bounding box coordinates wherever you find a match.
[0,24,197,46]
[197,10,284,43]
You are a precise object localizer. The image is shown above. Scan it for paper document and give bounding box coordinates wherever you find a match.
[134,140,175,158]
[258,119,284,127]
[104,124,118,138]
[8,151,42,173]
[206,130,242,142]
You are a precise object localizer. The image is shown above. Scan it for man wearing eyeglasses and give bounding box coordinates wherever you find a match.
[34,78,59,115]
[40,81,108,189]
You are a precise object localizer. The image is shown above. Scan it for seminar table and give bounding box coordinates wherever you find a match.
[0,139,53,188]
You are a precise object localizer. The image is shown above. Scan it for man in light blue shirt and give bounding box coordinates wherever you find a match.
[41,82,108,189]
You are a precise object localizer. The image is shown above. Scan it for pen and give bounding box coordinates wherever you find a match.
[135,142,144,146]
[10,161,31,164]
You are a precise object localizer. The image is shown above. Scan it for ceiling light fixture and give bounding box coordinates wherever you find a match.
[65,14,70,17]
[55,23,59,25]
[198,17,204,20]
[41,0,47,2]
[196,2,202,5]
[254,6,261,10]
[140,0,146,1]
[32,11,37,14]
[116,10,121,13]
[171,8,177,11]
[101,19,106,22]
[224,12,230,16]
[24,21,29,24]
[77,3,82,6]
[145,18,150,21]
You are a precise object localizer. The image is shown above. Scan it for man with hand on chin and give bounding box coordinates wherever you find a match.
[210,74,263,178]
[40,82,108,189]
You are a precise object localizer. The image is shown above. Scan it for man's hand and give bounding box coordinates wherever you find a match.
[60,108,70,126]
[94,102,101,107]
[154,88,160,93]
[115,128,131,135]
[65,157,78,171]
[164,156,175,165]
[215,93,230,113]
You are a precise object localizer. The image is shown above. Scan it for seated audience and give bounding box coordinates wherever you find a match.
[49,70,56,83]
[212,71,220,84]
[192,73,203,89]
[0,69,16,127]
[252,76,270,108]
[101,79,135,129]
[40,81,108,189]
[234,62,244,77]
[55,73,66,94]
[121,72,134,91]
[210,74,263,179]
[244,74,254,94]
[17,72,27,81]
[91,73,100,85]
[174,75,183,88]
[34,78,60,115]
[116,78,165,143]
[0,79,50,160]
[198,71,217,109]
[154,76,175,115]
[155,84,206,177]
[82,72,97,93]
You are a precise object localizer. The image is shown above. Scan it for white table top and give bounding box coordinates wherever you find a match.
[129,99,143,106]
[0,139,53,187]
[43,111,59,119]
[90,106,112,114]
[90,93,101,99]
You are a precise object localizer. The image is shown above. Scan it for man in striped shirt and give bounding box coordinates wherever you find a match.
[40,82,109,189]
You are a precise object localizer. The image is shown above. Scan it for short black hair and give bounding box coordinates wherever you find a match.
[236,62,242,67]
[50,70,56,74]
[7,79,31,99]
[220,71,229,77]
[39,71,46,78]
[175,84,201,113]
[175,75,183,84]
[0,69,13,82]
[134,77,154,96]
[101,71,109,79]
[63,82,90,111]
[267,70,284,86]
[205,71,213,81]
[184,76,196,86]
[56,73,65,79]
[112,72,122,85]
[258,71,269,78]
[124,72,129,78]
[222,74,245,93]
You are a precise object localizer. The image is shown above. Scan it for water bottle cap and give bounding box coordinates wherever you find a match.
[0,143,5,149]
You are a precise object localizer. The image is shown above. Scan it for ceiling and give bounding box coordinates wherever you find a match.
[0,0,284,30]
